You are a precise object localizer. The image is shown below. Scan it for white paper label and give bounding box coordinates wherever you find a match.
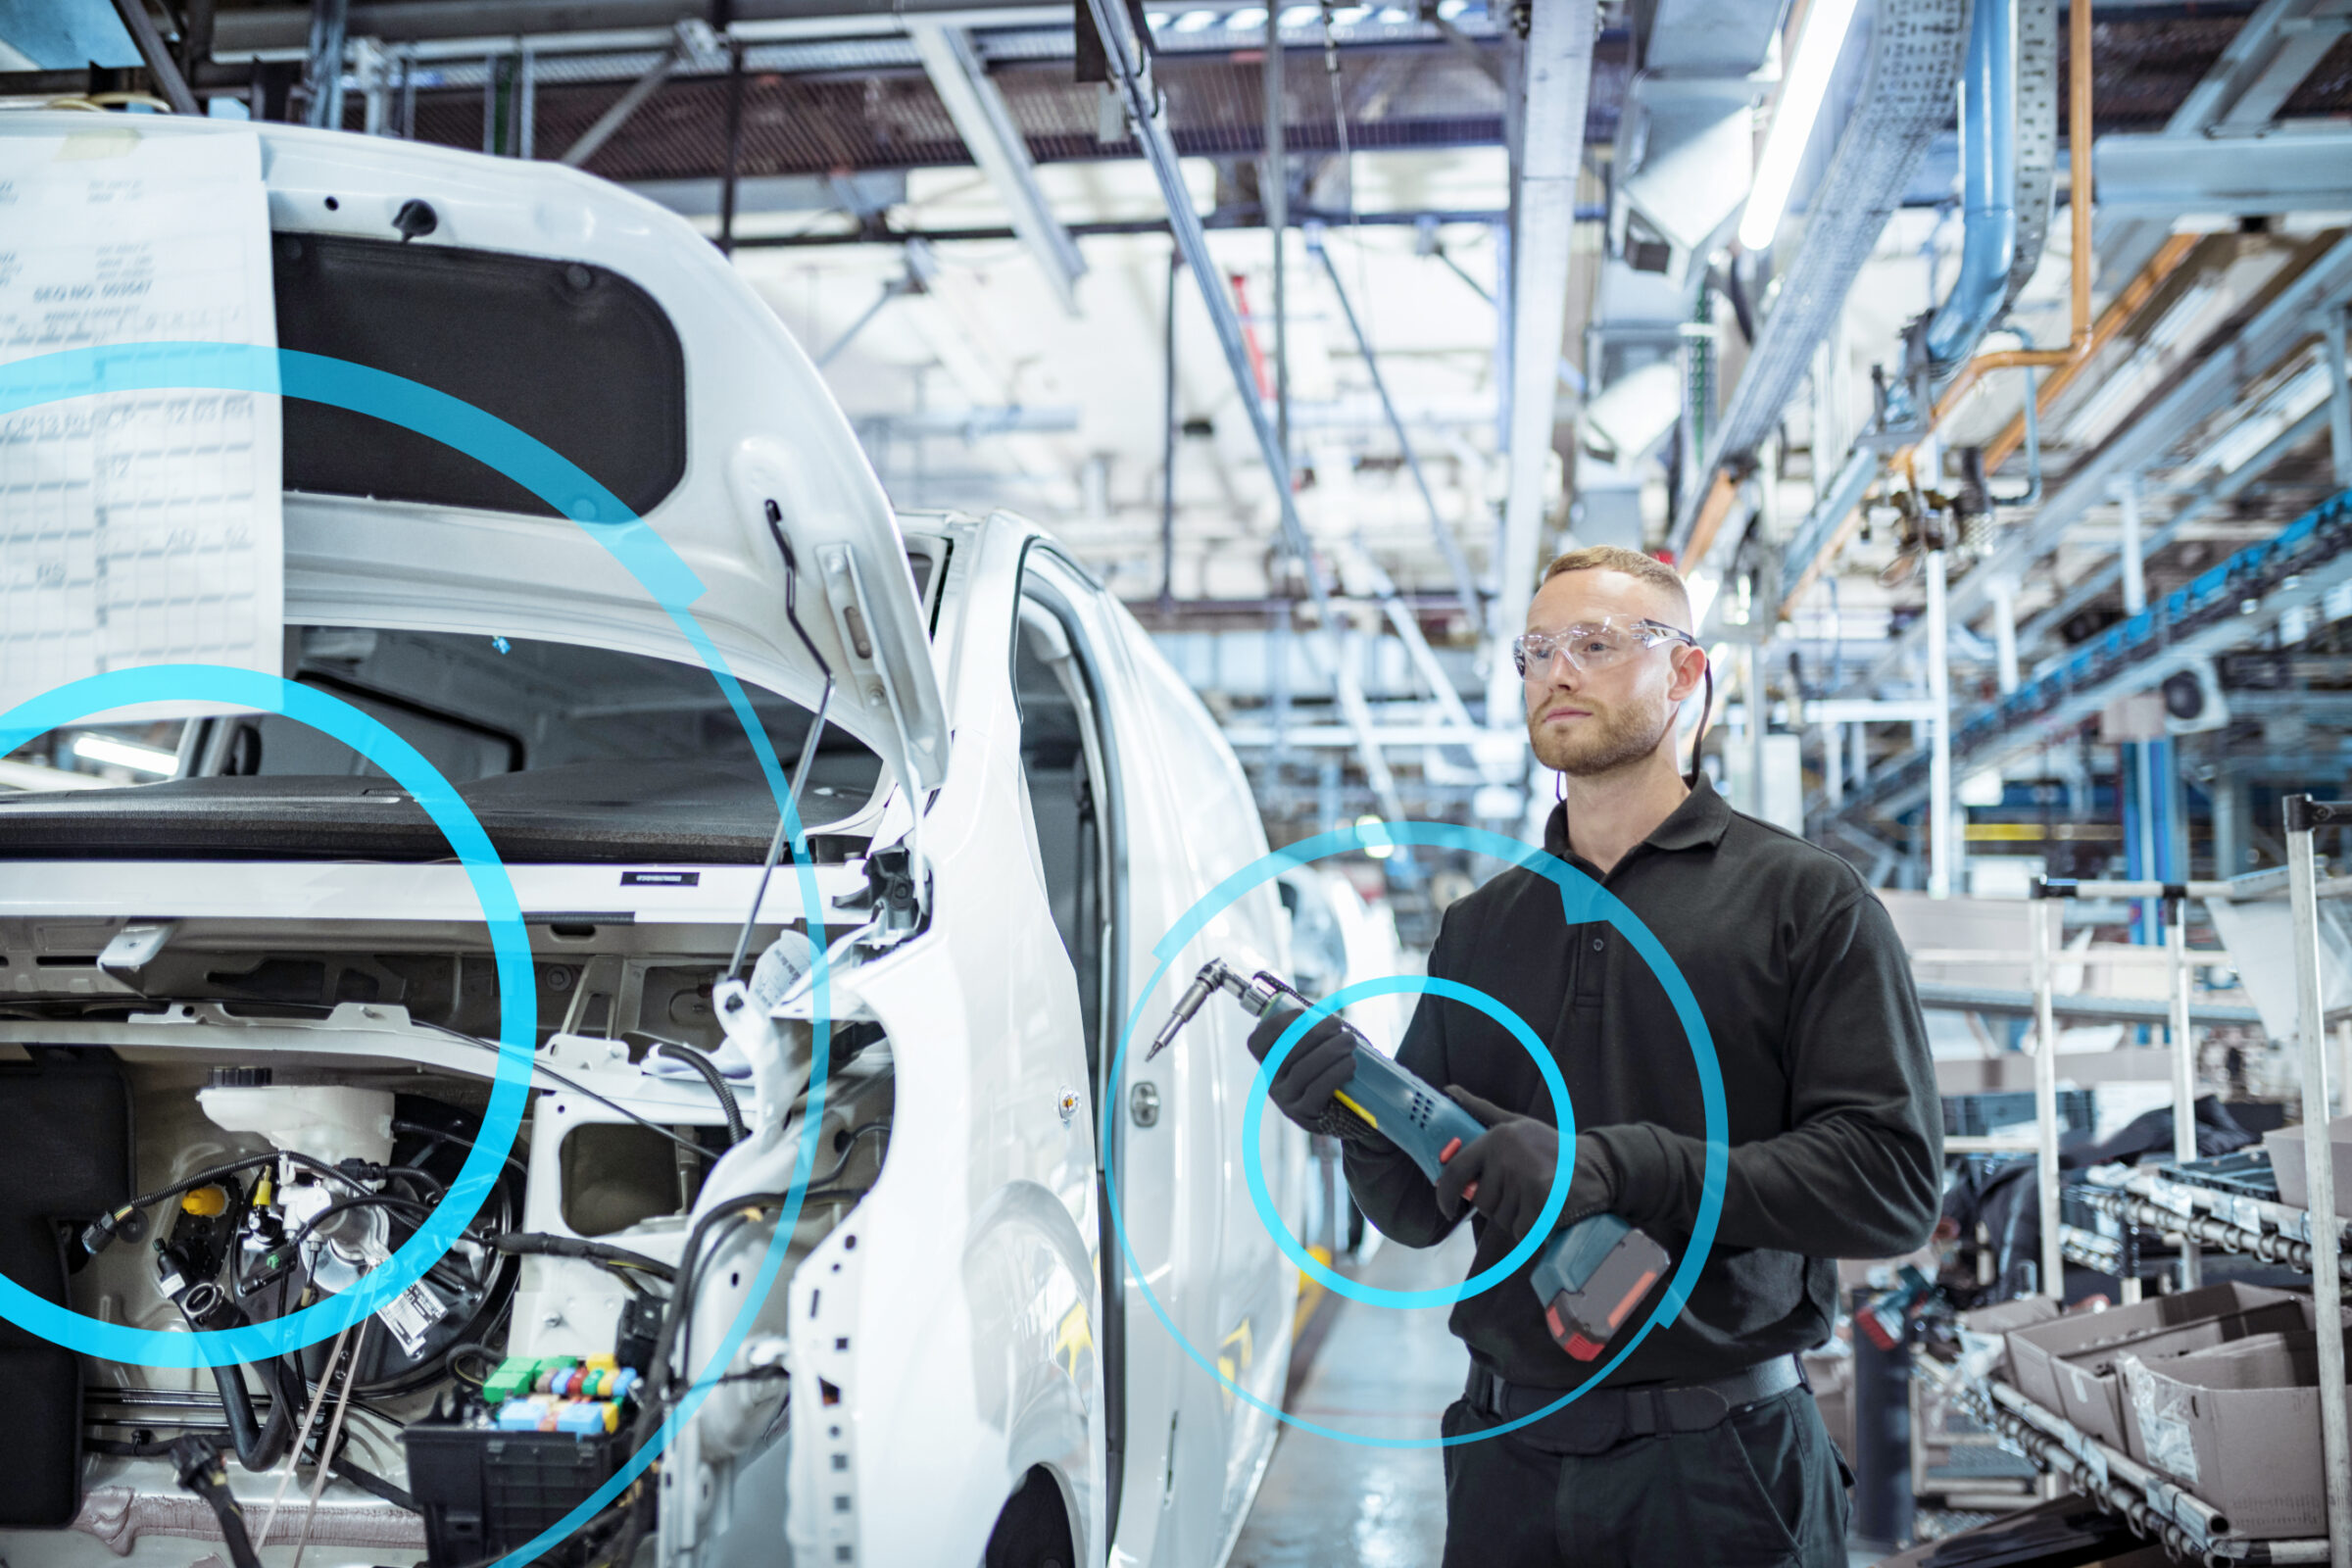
[0,125,282,718]
[376,1278,447,1358]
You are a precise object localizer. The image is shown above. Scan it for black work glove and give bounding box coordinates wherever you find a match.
[1246,999,1376,1143]
[1433,1087,1619,1249]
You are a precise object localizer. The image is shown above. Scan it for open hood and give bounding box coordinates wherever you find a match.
[0,114,949,804]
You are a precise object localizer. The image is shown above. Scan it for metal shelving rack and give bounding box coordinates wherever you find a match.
[1912,1351,2331,1564]
[2014,794,2352,1566]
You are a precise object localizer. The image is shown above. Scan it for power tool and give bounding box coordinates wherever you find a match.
[1147,958,1672,1362]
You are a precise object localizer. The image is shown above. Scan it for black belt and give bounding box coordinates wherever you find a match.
[1463,1354,1806,1454]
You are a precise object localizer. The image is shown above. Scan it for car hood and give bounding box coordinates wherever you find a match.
[0,113,950,805]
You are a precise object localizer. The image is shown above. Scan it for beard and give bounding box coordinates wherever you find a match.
[1528,686,1676,777]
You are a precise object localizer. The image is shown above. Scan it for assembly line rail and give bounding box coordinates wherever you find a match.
[2071,1170,2352,1281]
[1911,1350,2331,1564]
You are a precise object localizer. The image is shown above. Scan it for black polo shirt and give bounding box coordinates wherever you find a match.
[1343,772,1941,1390]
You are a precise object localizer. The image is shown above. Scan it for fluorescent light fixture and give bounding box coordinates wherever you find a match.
[1173,8,1221,29]
[72,733,178,775]
[1736,0,1864,251]
[1354,813,1396,858]
[1224,6,1269,28]
[2197,360,2330,477]
[1959,768,2006,808]
[1277,4,1321,24]
[1436,0,1470,19]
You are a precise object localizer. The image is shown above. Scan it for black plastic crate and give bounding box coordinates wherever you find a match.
[1941,1089,2094,1138]
[404,1423,621,1568]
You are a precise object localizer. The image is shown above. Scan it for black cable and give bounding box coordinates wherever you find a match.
[172,1286,296,1473]
[417,1021,714,1158]
[491,1232,677,1280]
[328,1448,417,1512]
[87,1428,234,1456]
[808,1121,890,1190]
[382,1163,448,1203]
[652,1041,748,1145]
[253,1194,456,1290]
[82,1150,375,1255]
[171,1435,265,1568]
[391,1118,527,1180]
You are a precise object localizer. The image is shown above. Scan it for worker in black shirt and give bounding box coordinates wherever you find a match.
[1250,545,1941,1567]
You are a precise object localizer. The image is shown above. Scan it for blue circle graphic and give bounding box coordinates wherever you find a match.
[1100,819,1726,1449]
[1245,975,1573,1309]
[0,665,536,1368]
[0,341,840,1562]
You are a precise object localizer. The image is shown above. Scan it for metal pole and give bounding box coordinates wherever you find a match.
[1264,3,1290,473]
[2168,892,2203,1288]
[718,34,746,256]
[1927,548,1953,898]
[561,48,675,168]
[112,0,201,115]
[2324,304,2352,489]
[2284,794,2352,1568]
[1161,243,1181,617]
[481,51,499,154]
[2031,881,2066,1298]
[1304,223,1485,632]
[515,43,534,159]
[300,0,348,129]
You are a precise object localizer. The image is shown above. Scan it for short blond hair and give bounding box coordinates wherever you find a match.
[1539,545,1691,628]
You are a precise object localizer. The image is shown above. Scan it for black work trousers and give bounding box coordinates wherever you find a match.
[1438,1385,1853,1567]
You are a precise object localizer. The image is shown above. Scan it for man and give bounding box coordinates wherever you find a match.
[1253,546,1940,1566]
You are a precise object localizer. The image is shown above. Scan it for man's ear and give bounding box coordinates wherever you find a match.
[1668,642,1709,702]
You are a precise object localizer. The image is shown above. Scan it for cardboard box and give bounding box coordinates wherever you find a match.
[2004,1283,2306,1450]
[2264,1114,2352,1211]
[1959,1297,2060,1382]
[2119,1328,2352,1539]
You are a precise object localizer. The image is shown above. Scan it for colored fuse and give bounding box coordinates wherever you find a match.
[555,1400,619,1435]
[496,1397,553,1431]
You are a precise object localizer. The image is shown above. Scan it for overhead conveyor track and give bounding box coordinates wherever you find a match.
[1829,487,2352,827]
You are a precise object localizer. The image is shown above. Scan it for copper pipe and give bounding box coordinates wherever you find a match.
[1933,232,2198,435]
[1783,0,2102,617]
[1979,232,2201,467]
[1681,470,1740,573]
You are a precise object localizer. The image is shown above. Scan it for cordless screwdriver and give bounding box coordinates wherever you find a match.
[1147,958,1672,1362]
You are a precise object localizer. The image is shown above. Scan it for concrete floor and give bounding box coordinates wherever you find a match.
[1230,1227,1886,1568]
[1229,1228,1474,1568]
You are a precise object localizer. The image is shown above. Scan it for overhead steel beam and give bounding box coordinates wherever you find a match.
[907,22,1085,316]
[2094,127,2352,217]
[559,35,678,166]
[1491,0,1598,734]
[2173,0,2351,129]
[1080,0,1412,828]
[213,1,1070,52]
[1879,230,2352,678]
[109,0,201,114]
[1305,221,1485,633]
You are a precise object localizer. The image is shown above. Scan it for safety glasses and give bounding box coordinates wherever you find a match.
[1510,616,1700,680]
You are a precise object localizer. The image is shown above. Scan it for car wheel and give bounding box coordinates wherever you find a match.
[982,1466,1075,1568]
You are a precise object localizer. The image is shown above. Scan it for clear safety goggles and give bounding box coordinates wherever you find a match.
[1510,617,1701,680]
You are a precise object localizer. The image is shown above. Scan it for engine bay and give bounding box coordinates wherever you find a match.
[0,911,894,1568]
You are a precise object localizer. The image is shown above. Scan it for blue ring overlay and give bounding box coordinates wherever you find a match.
[0,342,839,1563]
[1101,819,1726,1449]
[0,668,534,1367]
[1245,976,1573,1309]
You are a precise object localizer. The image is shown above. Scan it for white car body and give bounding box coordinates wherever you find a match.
[0,115,1302,1568]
